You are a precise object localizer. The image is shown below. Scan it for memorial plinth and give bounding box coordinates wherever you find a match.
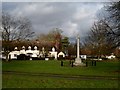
[73,36,85,66]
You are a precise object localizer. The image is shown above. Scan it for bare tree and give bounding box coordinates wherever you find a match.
[1,12,34,61]
[84,20,114,57]
[2,12,34,41]
[105,1,120,47]
[83,2,120,57]
[36,28,63,52]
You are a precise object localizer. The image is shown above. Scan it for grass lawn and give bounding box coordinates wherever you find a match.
[2,59,120,88]
[2,74,118,88]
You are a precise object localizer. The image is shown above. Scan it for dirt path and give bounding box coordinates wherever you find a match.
[2,71,119,80]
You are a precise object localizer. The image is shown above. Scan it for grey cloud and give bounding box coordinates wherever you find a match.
[2,2,104,42]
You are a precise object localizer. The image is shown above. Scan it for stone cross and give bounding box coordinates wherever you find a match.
[76,35,80,59]
[73,35,85,66]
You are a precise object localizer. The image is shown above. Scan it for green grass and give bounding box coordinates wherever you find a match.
[2,74,118,88]
[0,60,2,89]
[2,60,119,76]
[2,60,120,88]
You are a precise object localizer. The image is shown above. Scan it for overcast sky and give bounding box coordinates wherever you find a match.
[2,2,107,42]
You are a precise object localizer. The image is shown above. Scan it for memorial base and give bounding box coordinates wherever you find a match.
[73,58,86,66]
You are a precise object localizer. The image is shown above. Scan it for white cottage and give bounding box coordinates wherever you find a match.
[58,51,65,58]
[9,47,20,59]
[32,46,40,58]
[49,47,57,60]
[20,46,26,54]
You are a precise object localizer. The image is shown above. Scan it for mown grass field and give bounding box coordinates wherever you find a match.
[2,59,120,88]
